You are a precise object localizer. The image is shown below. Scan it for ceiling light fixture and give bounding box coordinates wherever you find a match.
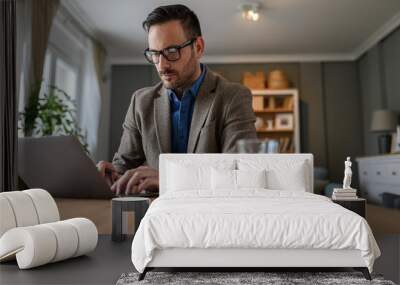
[239,2,261,22]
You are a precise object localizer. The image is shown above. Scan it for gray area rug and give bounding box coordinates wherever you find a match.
[116,271,396,285]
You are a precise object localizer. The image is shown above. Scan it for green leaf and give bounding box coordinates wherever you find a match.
[18,80,90,154]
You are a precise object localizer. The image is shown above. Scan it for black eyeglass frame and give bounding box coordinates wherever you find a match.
[144,38,196,64]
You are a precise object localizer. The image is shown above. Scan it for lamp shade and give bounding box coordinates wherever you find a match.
[370,109,397,132]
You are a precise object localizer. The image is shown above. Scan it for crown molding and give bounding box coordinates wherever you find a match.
[353,10,400,59]
[109,53,356,65]
[60,0,98,40]
[201,53,355,63]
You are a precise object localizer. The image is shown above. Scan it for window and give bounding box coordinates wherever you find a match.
[42,48,81,120]
[55,58,78,102]
[42,13,85,120]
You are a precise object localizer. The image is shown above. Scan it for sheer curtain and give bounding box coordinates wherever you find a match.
[1,0,17,192]
[16,0,32,114]
[92,42,110,162]
[31,0,59,83]
[80,39,109,162]
[17,0,59,114]
[80,39,101,160]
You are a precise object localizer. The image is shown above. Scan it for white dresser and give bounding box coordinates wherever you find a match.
[356,155,400,204]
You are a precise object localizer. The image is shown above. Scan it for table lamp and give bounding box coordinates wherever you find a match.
[370,109,397,154]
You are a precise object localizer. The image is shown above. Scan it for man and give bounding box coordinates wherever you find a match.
[97,4,257,195]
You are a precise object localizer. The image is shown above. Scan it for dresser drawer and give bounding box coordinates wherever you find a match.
[357,155,400,205]
[358,162,387,183]
[384,163,400,184]
[362,182,400,204]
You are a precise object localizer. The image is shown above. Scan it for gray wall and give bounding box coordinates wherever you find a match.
[110,61,363,182]
[109,65,158,160]
[322,62,364,182]
[358,27,400,155]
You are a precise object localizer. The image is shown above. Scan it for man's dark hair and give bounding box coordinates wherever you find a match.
[142,4,202,39]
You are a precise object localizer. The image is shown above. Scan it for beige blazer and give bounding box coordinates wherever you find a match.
[112,66,257,172]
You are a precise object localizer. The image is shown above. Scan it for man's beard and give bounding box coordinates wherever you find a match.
[159,54,197,91]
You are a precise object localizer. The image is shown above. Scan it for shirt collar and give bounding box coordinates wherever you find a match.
[168,63,206,101]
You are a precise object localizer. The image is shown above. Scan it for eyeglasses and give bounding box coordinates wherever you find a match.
[144,38,196,64]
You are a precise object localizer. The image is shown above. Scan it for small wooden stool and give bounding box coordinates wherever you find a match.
[111,197,150,242]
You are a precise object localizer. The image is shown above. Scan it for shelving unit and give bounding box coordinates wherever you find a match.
[251,89,300,153]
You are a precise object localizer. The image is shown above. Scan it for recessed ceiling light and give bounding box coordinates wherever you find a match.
[239,1,261,22]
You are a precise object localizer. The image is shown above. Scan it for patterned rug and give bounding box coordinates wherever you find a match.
[116,271,395,285]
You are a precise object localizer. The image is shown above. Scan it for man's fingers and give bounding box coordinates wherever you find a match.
[110,181,117,194]
[136,165,150,170]
[117,173,131,195]
[126,177,140,195]
[97,161,107,177]
[112,170,132,195]
[138,178,150,192]
[97,161,118,182]
[112,172,121,183]
[130,169,158,186]
[110,167,158,196]
[138,177,158,192]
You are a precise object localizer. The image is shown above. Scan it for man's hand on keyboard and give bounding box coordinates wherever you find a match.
[110,166,159,196]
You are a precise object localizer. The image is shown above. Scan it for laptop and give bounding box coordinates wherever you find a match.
[18,136,114,199]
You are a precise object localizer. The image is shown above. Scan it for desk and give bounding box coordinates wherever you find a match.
[0,235,133,285]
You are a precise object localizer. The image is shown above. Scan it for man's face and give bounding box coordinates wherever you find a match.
[148,20,204,90]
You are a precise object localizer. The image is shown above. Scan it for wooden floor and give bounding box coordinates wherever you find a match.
[366,204,400,235]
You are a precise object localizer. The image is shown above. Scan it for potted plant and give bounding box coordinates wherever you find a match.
[19,81,89,153]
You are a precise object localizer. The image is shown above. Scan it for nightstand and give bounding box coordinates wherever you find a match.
[332,198,366,218]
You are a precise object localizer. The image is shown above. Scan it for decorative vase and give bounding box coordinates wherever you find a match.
[255,117,264,130]
[267,70,289,89]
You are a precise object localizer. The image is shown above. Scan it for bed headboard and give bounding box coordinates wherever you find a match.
[159,153,314,195]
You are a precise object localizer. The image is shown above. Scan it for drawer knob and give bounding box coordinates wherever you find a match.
[376,171,381,175]
[363,171,367,175]
[393,171,397,176]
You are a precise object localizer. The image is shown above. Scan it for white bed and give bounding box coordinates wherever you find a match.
[131,154,380,280]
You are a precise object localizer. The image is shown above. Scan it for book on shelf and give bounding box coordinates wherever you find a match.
[333,188,357,193]
[278,137,292,153]
[332,188,358,200]
[268,96,276,109]
[332,195,359,200]
[332,192,357,197]
[282,96,294,110]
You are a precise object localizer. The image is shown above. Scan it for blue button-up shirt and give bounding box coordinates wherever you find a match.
[168,64,207,153]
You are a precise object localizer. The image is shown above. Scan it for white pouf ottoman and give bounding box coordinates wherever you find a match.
[0,189,98,269]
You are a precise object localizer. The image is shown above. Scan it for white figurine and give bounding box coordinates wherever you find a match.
[342,157,352,189]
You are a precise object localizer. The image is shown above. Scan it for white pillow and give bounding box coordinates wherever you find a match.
[211,168,236,190]
[166,159,236,192]
[238,159,309,191]
[236,169,267,189]
[211,169,267,191]
[266,161,307,191]
[167,162,211,191]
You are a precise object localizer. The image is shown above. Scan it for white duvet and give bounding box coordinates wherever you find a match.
[131,190,380,273]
